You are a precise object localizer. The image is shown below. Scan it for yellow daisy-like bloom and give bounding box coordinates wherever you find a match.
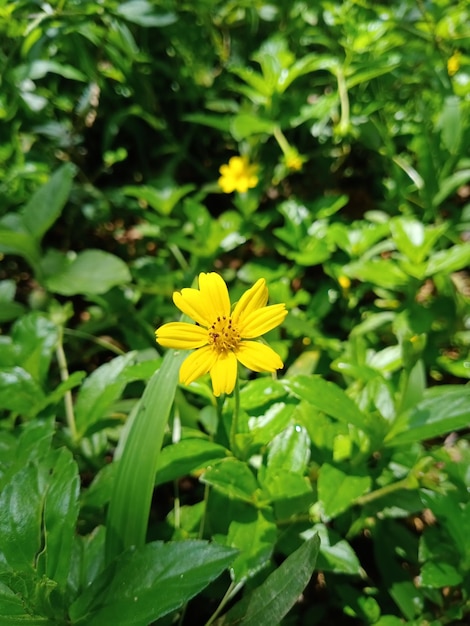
[155,272,287,396]
[218,156,259,193]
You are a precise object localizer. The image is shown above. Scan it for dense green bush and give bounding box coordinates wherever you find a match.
[1,0,469,624]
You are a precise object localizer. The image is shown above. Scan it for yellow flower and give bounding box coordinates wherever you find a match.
[218,156,259,193]
[283,149,306,172]
[155,272,287,396]
[447,51,461,76]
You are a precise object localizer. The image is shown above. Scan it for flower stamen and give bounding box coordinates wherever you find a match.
[209,316,240,353]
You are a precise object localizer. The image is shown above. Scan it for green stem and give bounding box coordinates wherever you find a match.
[354,476,416,507]
[229,374,240,455]
[336,66,350,135]
[204,581,244,626]
[55,328,77,442]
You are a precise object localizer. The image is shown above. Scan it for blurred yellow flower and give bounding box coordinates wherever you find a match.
[156,272,287,396]
[218,156,259,193]
[338,275,351,290]
[284,149,306,172]
[447,52,461,76]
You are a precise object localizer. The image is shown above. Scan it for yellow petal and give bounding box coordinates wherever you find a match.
[198,272,231,319]
[156,322,208,349]
[173,288,212,326]
[231,278,268,326]
[236,341,284,372]
[179,345,217,386]
[209,351,238,396]
[238,304,287,338]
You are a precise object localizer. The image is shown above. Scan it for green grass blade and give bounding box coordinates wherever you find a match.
[105,349,186,563]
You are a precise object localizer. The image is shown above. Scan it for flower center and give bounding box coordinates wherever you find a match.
[208,315,240,353]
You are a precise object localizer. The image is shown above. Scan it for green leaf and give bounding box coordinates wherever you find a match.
[182,112,231,133]
[0,367,45,417]
[115,0,177,27]
[386,385,470,446]
[424,243,470,276]
[0,462,43,571]
[11,313,59,384]
[70,541,238,625]
[201,458,260,504]
[437,95,462,155]
[433,169,470,207]
[0,229,41,272]
[123,182,195,215]
[22,163,75,241]
[285,376,368,431]
[390,217,446,265]
[317,464,371,519]
[44,249,131,296]
[312,525,362,575]
[344,258,409,289]
[240,378,287,410]
[38,449,80,587]
[420,561,462,588]
[105,349,187,562]
[217,534,320,626]
[155,439,228,486]
[265,424,310,474]
[0,281,26,323]
[227,508,277,583]
[74,352,137,438]
[230,113,276,141]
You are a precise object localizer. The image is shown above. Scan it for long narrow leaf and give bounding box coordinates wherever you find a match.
[105,348,186,563]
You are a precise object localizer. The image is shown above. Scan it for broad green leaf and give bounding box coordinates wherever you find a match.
[285,376,368,430]
[420,490,470,568]
[0,463,43,571]
[227,508,277,583]
[0,229,41,271]
[74,352,137,438]
[230,113,276,141]
[182,112,231,133]
[201,458,260,504]
[247,402,296,447]
[390,217,446,265]
[317,464,371,519]
[22,163,75,241]
[0,579,55,624]
[437,95,462,155]
[11,313,59,384]
[123,183,195,215]
[44,249,131,296]
[155,439,228,486]
[67,527,107,600]
[38,448,80,587]
[70,541,238,625]
[0,367,45,417]
[344,258,409,289]
[420,561,462,588]
[265,424,310,473]
[217,534,320,626]
[424,243,470,276]
[105,349,187,562]
[115,0,177,27]
[16,61,86,82]
[0,281,26,323]
[240,378,287,410]
[385,385,470,446]
[433,169,470,207]
[309,525,362,575]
